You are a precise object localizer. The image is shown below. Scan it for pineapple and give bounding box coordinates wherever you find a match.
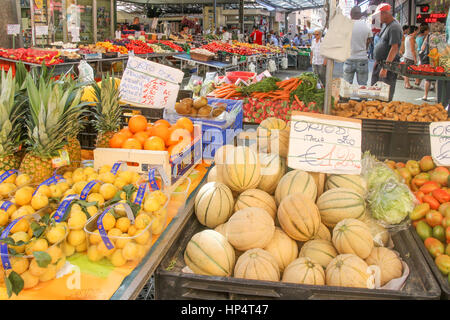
[19,74,84,183]
[92,75,122,148]
[0,69,24,171]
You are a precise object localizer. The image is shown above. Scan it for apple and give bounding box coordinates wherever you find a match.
[406,160,421,176]
[431,167,449,187]
[384,160,396,170]
[397,168,412,185]
[419,155,435,172]
[416,172,431,180]
[395,162,405,169]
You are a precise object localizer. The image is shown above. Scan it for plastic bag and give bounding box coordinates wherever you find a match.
[320,7,353,62]
[361,152,415,232]
[184,75,203,97]
[268,59,277,73]
[78,60,94,84]
[281,56,288,69]
[248,63,256,73]
[200,72,217,97]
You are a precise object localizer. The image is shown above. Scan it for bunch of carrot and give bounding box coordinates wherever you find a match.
[211,84,242,99]
[250,78,302,101]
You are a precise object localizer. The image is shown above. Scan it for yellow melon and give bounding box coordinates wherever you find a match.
[234,189,277,220]
[332,219,374,259]
[194,182,234,228]
[365,247,403,286]
[275,170,317,205]
[299,239,337,268]
[263,227,298,272]
[234,248,280,281]
[325,254,371,288]
[282,257,325,285]
[257,153,286,195]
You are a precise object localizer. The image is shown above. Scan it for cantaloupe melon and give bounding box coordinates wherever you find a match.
[365,247,403,286]
[299,239,337,268]
[277,193,321,241]
[221,146,261,193]
[184,230,235,276]
[316,188,366,227]
[282,257,325,285]
[258,153,286,195]
[332,219,374,259]
[360,212,390,247]
[325,174,366,196]
[226,207,275,251]
[214,223,228,238]
[257,118,290,158]
[310,172,326,197]
[263,227,298,272]
[234,248,280,281]
[207,166,225,183]
[275,170,317,205]
[194,182,234,228]
[313,223,332,242]
[234,189,277,220]
[325,254,371,288]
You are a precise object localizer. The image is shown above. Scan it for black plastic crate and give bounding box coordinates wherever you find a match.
[361,119,430,162]
[409,226,450,300]
[155,214,441,300]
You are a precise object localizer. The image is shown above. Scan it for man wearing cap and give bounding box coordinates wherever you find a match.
[371,3,403,101]
[343,6,372,85]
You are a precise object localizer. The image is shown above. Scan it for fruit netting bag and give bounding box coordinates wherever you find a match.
[361,152,416,232]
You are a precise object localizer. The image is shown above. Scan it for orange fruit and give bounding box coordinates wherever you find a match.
[150,123,170,144]
[145,123,153,135]
[128,115,148,133]
[167,142,186,157]
[133,131,149,145]
[120,127,133,139]
[109,133,127,148]
[122,138,142,150]
[143,136,166,151]
[154,119,171,128]
[175,117,194,134]
[166,127,190,147]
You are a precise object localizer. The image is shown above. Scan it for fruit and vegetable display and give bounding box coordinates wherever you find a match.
[200,41,283,56]
[0,48,62,66]
[385,155,450,285]
[333,100,449,122]
[182,117,411,291]
[174,97,226,119]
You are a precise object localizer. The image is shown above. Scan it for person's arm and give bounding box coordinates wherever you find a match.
[379,43,399,78]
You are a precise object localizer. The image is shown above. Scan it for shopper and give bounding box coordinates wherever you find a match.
[293,34,301,47]
[222,27,231,42]
[399,25,410,56]
[250,26,264,45]
[414,23,428,86]
[343,6,372,85]
[371,3,403,102]
[419,25,433,101]
[402,26,419,89]
[269,30,279,46]
[129,17,141,31]
[310,29,327,86]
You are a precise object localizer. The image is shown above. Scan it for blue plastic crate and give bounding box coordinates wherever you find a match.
[164,98,243,159]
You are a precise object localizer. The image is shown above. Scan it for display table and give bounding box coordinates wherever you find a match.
[173,53,246,75]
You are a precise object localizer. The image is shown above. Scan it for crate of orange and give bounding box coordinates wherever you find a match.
[93,115,202,190]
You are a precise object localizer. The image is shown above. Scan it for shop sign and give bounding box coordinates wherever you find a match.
[430,121,450,166]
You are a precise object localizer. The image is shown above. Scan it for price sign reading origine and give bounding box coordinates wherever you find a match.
[287,112,362,175]
[429,121,450,166]
[119,56,184,109]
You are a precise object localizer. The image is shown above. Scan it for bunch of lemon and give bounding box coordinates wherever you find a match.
[0,216,67,291]
[0,171,33,200]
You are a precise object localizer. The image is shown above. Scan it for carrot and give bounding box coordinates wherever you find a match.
[294,95,302,106]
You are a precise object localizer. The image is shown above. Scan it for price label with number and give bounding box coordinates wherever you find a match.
[430,121,450,166]
[287,112,362,175]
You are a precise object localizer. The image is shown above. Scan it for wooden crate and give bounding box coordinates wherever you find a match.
[94,125,202,191]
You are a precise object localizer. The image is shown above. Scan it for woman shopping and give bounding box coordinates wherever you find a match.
[402,26,418,89]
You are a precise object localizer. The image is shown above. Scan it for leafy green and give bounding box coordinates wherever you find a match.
[33,251,52,268]
[239,77,281,95]
[6,271,24,297]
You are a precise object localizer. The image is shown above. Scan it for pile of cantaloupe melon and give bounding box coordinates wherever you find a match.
[184,118,405,289]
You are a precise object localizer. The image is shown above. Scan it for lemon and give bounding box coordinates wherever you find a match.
[67,229,85,247]
[73,168,84,176]
[122,242,138,260]
[87,193,105,207]
[21,270,39,289]
[49,185,62,198]
[56,181,70,194]
[83,167,96,176]
[99,165,112,174]
[10,257,29,274]
[0,171,16,184]
[12,231,30,248]
[76,241,87,252]
[110,249,127,267]
[116,217,131,233]
[46,225,66,244]
[72,181,88,194]
[47,246,63,264]
[65,177,74,186]
[39,264,57,282]
[99,183,117,200]
[114,177,127,190]
[120,191,126,200]
[31,194,49,210]
[151,218,163,235]
[0,183,16,197]
[97,241,115,257]
[136,244,147,259]
[21,205,35,214]
[143,197,160,213]
[128,225,138,237]
[0,201,17,217]
[131,172,141,185]
[10,218,30,234]
[29,259,47,277]
[63,188,76,199]
[135,214,152,230]
[113,200,127,217]
[68,211,87,230]
[118,171,133,184]
[14,187,33,206]
[116,236,131,249]
[70,204,82,213]
[37,185,51,198]
[89,230,102,245]
[99,172,115,184]
[63,171,73,179]
[15,174,31,187]
[0,210,8,226]
[72,171,87,183]
[152,190,168,206]
[87,245,104,262]
[107,228,122,238]
[135,230,150,245]
[55,256,66,271]
[61,241,75,256]
[101,212,116,231]
[25,238,49,256]
[87,205,98,216]
[87,173,100,183]
[130,191,138,203]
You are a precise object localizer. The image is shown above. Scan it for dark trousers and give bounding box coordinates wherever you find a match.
[371,61,398,101]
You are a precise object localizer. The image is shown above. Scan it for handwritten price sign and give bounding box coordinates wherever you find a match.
[287,112,362,175]
[430,121,450,166]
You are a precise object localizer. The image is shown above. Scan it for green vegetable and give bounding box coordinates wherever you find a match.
[366,163,400,190]
[239,77,280,95]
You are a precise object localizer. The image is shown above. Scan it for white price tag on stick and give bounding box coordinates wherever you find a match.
[287,111,362,175]
[7,24,20,35]
[430,121,450,166]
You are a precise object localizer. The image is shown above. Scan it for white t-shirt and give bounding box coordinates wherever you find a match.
[311,38,324,65]
[222,31,231,41]
[349,19,372,60]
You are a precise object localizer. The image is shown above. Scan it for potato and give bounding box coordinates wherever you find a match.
[198,105,212,117]
[175,101,191,115]
[193,97,208,109]
[181,98,194,109]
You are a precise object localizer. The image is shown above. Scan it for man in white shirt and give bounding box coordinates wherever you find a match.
[343,6,373,85]
[222,27,231,42]
[269,30,279,46]
[310,29,327,86]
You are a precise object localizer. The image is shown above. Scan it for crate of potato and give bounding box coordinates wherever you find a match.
[333,100,449,122]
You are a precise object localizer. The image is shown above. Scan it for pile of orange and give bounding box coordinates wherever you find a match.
[109,115,194,157]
